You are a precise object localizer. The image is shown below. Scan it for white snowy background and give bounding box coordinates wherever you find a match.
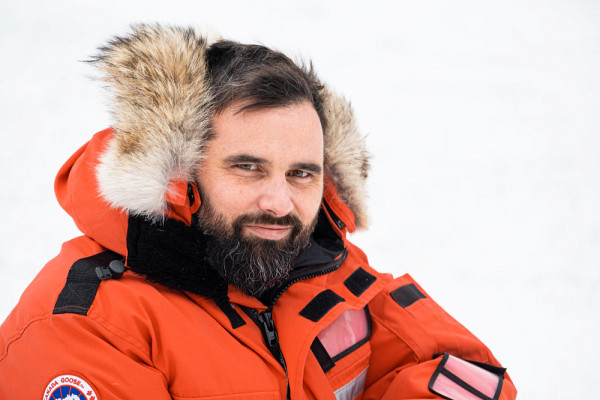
[1,1,598,398]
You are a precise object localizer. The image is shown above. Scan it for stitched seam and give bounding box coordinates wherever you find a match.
[368,311,427,363]
[171,390,279,399]
[1,313,166,386]
[0,315,52,362]
[53,305,90,311]
[85,313,169,387]
[86,311,153,360]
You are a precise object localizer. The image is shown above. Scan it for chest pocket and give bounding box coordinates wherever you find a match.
[310,307,371,400]
[311,306,371,370]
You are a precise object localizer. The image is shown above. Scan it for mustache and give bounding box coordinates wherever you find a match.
[235,213,303,229]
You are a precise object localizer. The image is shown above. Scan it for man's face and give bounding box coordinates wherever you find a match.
[196,101,325,296]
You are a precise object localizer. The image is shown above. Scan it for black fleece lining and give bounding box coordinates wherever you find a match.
[390,283,426,308]
[344,267,376,297]
[53,251,122,315]
[299,290,345,322]
[126,214,229,302]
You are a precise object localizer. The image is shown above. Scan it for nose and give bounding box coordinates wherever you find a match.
[257,176,294,217]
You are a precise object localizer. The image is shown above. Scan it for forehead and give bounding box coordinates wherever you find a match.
[208,101,324,164]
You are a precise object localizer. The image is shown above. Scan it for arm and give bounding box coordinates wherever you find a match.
[0,312,172,399]
[363,274,516,400]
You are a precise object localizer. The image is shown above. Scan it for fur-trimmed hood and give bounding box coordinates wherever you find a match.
[89,24,369,230]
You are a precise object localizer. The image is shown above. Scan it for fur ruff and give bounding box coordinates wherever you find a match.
[93,24,370,229]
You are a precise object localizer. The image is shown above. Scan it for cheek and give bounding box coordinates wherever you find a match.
[294,183,324,222]
[204,176,258,216]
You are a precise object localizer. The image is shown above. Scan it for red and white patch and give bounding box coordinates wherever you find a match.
[43,374,99,400]
[429,354,504,400]
[318,308,369,358]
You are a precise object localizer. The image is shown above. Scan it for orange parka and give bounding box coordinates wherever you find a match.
[0,25,516,400]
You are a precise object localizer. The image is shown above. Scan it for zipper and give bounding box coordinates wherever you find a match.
[242,307,290,399]
[264,249,348,308]
[255,309,287,370]
[241,249,348,399]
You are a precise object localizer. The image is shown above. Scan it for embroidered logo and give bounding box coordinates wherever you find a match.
[43,374,99,400]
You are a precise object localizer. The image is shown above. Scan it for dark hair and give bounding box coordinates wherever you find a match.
[205,40,327,133]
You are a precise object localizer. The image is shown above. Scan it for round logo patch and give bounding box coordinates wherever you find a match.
[43,374,98,400]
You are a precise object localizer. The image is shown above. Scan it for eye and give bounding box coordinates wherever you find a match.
[236,164,257,171]
[289,169,309,178]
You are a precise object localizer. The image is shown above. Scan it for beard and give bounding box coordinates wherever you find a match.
[197,198,318,297]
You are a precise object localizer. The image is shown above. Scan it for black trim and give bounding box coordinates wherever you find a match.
[428,353,505,400]
[53,251,122,316]
[390,283,426,308]
[187,182,199,227]
[432,354,507,377]
[469,360,507,377]
[299,290,345,322]
[322,199,345,230]
[187,181,196,207]
[215,299,246,329]
[310,338,335,373]
[344,267,376,297]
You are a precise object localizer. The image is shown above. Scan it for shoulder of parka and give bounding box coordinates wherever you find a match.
[0,236,184,364]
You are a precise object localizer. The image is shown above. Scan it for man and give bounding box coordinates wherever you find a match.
[0,25,516,399]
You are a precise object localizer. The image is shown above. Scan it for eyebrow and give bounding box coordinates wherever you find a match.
[291,162,323,175]
[224,154,267,165]
[224,154,323,175]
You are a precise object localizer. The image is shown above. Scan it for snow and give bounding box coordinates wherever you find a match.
[1,1,599,398]
[58,395,80,400]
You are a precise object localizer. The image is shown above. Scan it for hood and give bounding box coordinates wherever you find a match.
[56,24,370,256]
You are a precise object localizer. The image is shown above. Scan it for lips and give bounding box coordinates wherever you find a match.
[244,224,293,240]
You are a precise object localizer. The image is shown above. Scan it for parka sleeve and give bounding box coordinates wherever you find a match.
[363,274,517,400]
[0,312,172,400]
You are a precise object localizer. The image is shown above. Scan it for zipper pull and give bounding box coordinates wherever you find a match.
[256,310,278,349]
[256,310,287,371]
[241,307,290,399]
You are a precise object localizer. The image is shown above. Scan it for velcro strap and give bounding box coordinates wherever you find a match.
[344,267,376,297]
[300,290,345,322]
[53,251,122,316]
[390,283,426,308]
